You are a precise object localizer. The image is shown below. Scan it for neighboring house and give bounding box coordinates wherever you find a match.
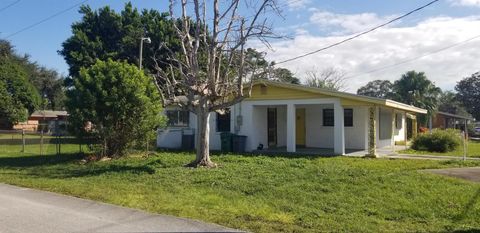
[13,110,68,134]
[157,81,427,155]
[431,111,473,130]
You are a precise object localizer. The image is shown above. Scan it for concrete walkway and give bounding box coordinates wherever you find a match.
[383,154,480,161]
[424,167,480,183]
[0,183,241,233]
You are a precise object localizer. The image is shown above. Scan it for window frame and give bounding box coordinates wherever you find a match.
[323,109,334,126]
[216,109,231,132]
[166,110,190,127]
[323,108,354,127]
[344,108,353,127]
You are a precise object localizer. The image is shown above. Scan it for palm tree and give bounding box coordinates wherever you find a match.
[392,71,441,125]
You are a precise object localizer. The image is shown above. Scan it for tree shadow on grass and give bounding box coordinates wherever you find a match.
[0,153,159,178]
[0,153,82,168]
[21,163,158,179]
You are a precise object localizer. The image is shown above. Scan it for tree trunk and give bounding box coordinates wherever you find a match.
[187,110,217,168]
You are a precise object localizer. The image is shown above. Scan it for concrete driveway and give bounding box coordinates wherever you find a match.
[0,183,241,233]
[425,167,480,183]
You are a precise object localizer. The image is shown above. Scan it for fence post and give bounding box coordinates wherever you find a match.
[40,126,44,156]
[58,135,61,155]
[21,129,25,153]
[463,131,467,161]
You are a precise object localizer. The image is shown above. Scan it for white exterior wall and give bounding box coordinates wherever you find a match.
[157,108,197,149]
[277,106,287,147]
[156,107,232,151]
[376,108,407,148]
[393,111,406,142]
[377,107,392,148]
[304,105,334,148]
[345,106,368,150]
[157,100,408,152]
[304,105,367,150]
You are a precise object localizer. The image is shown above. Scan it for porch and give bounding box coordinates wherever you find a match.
[241,98,415,156]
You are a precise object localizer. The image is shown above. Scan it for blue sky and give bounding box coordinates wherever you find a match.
[1,0,480,91]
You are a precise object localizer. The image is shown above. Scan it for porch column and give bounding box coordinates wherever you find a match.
[404,112,408,150]
[334,102,345,155]
[391,109,396,152]
[366,106,377,158]
[286,103,296,152]
[412,117,418,138]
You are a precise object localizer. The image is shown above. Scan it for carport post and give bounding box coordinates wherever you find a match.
[391,109,395,153]
[286,103,296,153]
[333,102,345,155]
[366,106,377,158]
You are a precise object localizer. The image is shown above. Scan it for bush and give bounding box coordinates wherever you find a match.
[411,129,462,153]
[66,59,164,157]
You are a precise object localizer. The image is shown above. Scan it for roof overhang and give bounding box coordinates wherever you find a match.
[252,80,428,114]
[437,111,473,120]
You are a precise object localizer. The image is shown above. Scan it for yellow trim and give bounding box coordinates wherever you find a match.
[249,85,330,100]
[248,80,427,114]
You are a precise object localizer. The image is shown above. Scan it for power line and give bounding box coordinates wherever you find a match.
[0,0,20,14]
[343,33,480,80]
[4,0,88,39]
[276,0,440,64]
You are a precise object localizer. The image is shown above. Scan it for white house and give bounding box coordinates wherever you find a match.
[157,81,427,156]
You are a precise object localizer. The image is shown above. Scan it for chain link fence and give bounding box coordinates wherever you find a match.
[0,129,157,157]
[0,129,87,156]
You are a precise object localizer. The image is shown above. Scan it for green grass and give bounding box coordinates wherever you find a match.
[400,140,480,158]
[0,151,479,232]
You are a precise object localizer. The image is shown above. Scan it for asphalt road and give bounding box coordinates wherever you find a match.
[425,167,480,183]
[0,183,241,233]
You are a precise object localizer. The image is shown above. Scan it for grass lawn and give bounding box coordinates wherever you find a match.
[0,151,479,232]
[400,140,480,158]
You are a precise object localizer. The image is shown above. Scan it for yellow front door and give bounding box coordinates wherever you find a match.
[296,108,306,146]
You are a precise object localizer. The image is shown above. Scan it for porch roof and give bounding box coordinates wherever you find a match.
[251,80,427,114]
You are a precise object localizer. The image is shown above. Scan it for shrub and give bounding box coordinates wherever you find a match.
[411,129,462,153]
[66,59,164,157]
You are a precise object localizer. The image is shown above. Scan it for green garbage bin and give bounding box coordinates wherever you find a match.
[220,132,233,152]
[232,135,247,153]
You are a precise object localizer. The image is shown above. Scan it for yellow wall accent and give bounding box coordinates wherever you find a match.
[296,108,306,146]
[248,85,329,100]
[248,84,373,107]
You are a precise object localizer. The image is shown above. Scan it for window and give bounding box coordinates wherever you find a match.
[166,110,189,127]
[217,109,231,132]
[323,109,334,126]
[323,108,354,127]
[344,109,353,127]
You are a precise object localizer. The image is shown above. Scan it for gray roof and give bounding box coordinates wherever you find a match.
[31,110,68,118]
[437,111,473,120]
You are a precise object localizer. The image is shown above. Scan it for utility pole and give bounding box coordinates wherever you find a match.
[139,37,151,69]
[139,36,151,155]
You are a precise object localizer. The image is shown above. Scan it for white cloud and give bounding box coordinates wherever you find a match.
[285,0,311,10]
[450,0,480,7]
[309,10,398,34]
[256,16,480,92]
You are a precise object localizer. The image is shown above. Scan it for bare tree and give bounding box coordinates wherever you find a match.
[154,0,279,167]
[304,67,347,91]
